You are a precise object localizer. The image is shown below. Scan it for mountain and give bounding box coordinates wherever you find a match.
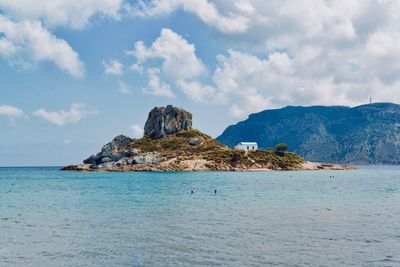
[217,103,400,165]
[63,105,348,172]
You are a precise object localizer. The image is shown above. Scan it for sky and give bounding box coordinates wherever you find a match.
[1,0,400,166]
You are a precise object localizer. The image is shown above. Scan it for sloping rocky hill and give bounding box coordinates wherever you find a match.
[217,103,400,165]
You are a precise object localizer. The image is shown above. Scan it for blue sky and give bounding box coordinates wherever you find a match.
[1,0,400,166]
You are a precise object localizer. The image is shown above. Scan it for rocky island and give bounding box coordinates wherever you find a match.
[62,105,351,172]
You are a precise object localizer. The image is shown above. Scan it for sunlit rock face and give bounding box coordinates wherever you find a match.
[144,105,192,139]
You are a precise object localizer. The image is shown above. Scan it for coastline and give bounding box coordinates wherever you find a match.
[62,161,354,172]
[62,106,354,173]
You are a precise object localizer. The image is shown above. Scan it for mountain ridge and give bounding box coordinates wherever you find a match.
[217,103,400,165]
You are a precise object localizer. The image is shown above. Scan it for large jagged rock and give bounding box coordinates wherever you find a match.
[144,105,192,139]
[83,135,137,165]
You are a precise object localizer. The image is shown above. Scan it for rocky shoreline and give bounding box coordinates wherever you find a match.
[62,161,353,172]
[62,105,353,173]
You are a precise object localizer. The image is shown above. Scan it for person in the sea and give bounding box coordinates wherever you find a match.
[191,188,195,195]
[214,189,217,194]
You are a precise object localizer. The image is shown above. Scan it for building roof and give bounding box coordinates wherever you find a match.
[237,142,258,146]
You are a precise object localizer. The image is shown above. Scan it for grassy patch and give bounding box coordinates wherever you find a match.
[249,150,305,169]
[129,129,305,169]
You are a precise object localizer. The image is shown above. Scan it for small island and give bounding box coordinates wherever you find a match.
[62,105,351,172]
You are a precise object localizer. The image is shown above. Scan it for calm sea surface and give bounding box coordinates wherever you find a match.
[1,167,400,266]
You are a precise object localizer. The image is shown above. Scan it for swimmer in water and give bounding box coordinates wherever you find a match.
[191,188,195,194]
[214,189,217,194]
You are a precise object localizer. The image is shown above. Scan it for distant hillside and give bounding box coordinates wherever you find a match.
[217,103,400,165]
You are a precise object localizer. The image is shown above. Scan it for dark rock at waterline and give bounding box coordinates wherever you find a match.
[83,135,137,165]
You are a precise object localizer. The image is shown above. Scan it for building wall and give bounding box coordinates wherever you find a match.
[235,144,258,150]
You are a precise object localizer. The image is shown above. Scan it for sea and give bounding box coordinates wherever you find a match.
[1,166,400,266]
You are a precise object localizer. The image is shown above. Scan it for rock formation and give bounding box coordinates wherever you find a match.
[67,105,192,170]
[62,105,351,172]
[83,135,135,165]
[144,105,192,139]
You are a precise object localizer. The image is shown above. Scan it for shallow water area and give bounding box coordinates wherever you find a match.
[1,166,400,266]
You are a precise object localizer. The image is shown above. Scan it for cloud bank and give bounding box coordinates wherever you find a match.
[33,103,97,126]
[0,0,123,29]
[0,16,85,77]
[0,104,26,118]
[3,0,400,119]
[0,0,125,77]
[126,0,251,33]
[126,1,400,118]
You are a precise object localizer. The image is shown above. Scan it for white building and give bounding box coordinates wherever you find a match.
[235,142,258,151]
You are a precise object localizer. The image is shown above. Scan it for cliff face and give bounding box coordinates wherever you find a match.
[144,105,192,139]
[216,103,400,165]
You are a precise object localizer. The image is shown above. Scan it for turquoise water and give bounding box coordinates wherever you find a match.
[1,167,400,266]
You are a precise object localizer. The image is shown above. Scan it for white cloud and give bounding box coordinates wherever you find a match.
[33,103,97,126]
[126,0,251,33]
[128,28,206,81]
[124,0,400,118]
[177,80,216,102]
[0,38,16,56]
[0,104,26,118]
[234,0,255,15]
[142,68,175,98]
[63,139,71,144]
[3,0,397,120]
[117,80,131,95]
[103,59,124,76]
[0,0,125,76]
[131,124,144,138]
[210,42,400,119]
[130,63,143,73]
[0,16,85,78]
[0,0,123,30]
[363,31,400,80]
[211,49,346,118]
[129,28,209,100]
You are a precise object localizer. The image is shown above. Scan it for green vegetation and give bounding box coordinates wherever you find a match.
[130,129,226,158]
[276,143,289,153]
[130,129,305,170]
[249,150,305,169]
